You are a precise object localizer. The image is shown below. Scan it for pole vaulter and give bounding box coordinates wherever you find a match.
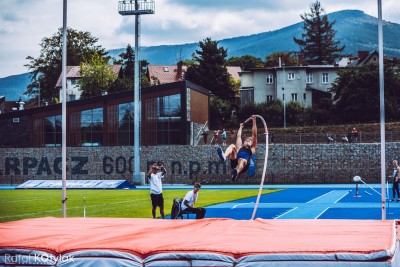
[242,115,269,220]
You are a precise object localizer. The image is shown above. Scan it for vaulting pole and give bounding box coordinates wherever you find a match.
[61,0,68,218]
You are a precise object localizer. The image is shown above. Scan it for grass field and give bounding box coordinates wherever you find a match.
[0,189,279,222]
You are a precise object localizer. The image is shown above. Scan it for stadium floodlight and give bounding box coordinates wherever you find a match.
[118,0,155,183]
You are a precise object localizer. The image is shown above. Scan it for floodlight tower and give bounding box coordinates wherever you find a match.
[118,0,155,183]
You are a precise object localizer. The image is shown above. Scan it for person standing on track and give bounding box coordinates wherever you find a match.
[390,159,400,202]
[216,115,257,182]
[147,162,167,218]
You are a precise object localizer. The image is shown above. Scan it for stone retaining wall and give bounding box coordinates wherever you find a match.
[0,143,398,185]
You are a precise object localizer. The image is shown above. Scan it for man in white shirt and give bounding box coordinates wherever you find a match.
[181,182,206,219]
[147,162,167,219]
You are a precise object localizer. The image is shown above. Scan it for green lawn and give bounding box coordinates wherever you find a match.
[0,189,279,222]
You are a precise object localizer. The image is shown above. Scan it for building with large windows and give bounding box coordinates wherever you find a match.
[0,81,209,147]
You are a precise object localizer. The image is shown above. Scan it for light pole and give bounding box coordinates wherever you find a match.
[282,63,286,128]
[118,0,155,183]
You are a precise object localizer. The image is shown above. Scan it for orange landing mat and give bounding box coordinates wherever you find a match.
[0,217,399,266]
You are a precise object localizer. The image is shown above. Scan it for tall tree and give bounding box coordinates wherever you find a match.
[78,54,118,98]
[119,44,135,79]
[184,38,235,100]
[110,44,150,93]
[293,1,344,65]
[25,28,108,103]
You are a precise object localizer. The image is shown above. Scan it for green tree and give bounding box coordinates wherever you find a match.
[330,60,400,123]
[184,38,235,101]
[226,55,264,70]
[109,44,150,93]
[78,53,118,98]
[120,44,135,79]
[265,52,298,67]
[293,1,344,65]
[25,28,108,103]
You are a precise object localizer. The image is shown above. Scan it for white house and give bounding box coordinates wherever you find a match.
[56,65,122,102]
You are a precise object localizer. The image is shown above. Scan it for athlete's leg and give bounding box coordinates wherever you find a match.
[217,144,237,162]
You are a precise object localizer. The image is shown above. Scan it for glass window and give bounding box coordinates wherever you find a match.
[265,74,273,84]
[266,95,273,102]
[44,115,62,147]
[322,73,329,83]
[143,94,182,145]
[291,93,298,101]
[306,73,313,83]
[118,102,134,145]
[80,108,103,146]
[288,73,295,80]
[158,94,181,117]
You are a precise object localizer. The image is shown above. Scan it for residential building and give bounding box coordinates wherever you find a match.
[55,65,122,102]
[240,65,339,107]
[240,51,383,108]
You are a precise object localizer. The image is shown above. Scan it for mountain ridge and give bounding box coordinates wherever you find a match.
[1,9,400,101]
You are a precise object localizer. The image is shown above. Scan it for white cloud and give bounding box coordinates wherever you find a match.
[0,0,398,78]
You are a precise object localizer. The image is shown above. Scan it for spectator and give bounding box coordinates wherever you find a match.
[351,127,358,142]
[390,160,400,202]
[201,130,208,144]
[221,129,227,146]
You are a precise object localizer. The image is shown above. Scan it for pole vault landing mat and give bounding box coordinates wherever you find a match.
[0,218,399,266]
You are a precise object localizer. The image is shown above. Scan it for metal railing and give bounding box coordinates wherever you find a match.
[268,131,400,144]
[118,0,155,15]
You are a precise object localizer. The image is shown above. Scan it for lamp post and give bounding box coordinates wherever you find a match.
[118,0,155,183]
[282,63,286,128]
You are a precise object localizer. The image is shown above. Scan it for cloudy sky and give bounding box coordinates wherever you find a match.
[0,0,399,78]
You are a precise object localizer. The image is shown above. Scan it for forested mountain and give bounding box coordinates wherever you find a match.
[1,10,400,101]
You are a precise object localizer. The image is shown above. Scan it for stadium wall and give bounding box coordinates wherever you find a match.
[0,143,398,185]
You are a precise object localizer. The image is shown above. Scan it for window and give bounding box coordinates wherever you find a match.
[81,108,103,146]
[71,79,77,85]
[265,74,273,84]
[306,73,313,83]
[288,73,295,80]
[163,67,169,72]
[144,94,182,145]
[118,102,134,145]
[158,94,181,117]
[44,115,62,147]
[322,73,329,83]
[266,95,273,102]
[304,93,307,100]
[291,93,298,101]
